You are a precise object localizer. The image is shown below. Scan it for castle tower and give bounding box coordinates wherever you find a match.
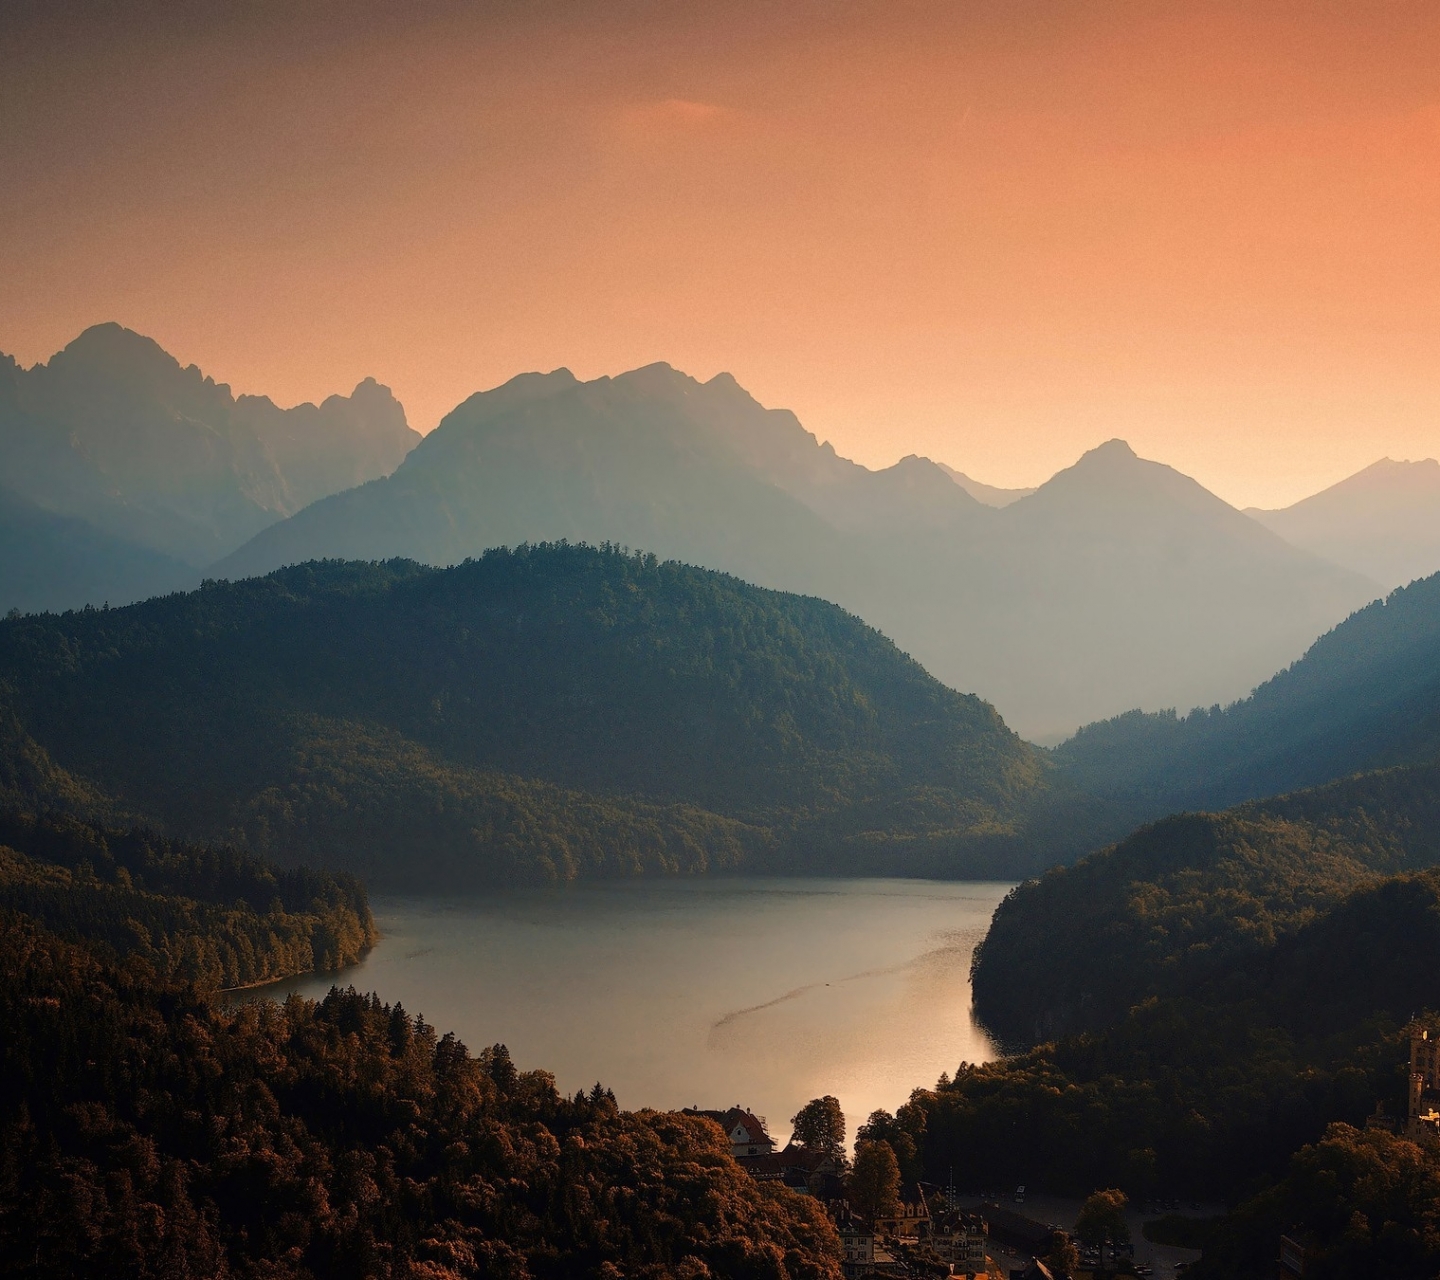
[1407,1028,1440,1142]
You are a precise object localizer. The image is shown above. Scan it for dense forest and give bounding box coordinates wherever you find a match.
[0,802,840,1278]
[849,759,1440,1277]
[0,913,841,1278]
[0,809,373,989]
[0,545,1095,887]
[971,762,1440,1043]
[1053,569,1440,822]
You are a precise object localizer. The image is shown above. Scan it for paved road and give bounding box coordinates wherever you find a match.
[954,1192,1209,1276]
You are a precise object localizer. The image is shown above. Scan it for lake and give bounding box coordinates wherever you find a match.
[250,877,1010,1144]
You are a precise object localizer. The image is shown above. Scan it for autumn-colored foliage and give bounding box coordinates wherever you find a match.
[0,913,842,1278]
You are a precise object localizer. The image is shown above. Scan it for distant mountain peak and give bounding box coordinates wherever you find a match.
[1033,438,1176,499]
[340,376,405,414]
[1077,438,1139,465]
[50,322,189,384]
[0,325,422,570]
[610,361,699,399]
[1248,455,1440,588]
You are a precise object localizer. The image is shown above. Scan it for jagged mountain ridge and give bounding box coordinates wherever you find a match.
[220,365,1377,737]
[0,323,419,570]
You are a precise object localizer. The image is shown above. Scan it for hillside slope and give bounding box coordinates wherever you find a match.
[218,364,1375,737]
[1053,570,1440,819]
[0,853,839,1279]
[0,544,1066,887]
[0,485,196,613]
[971,763,1440,1045]
[1250,457,1440,589]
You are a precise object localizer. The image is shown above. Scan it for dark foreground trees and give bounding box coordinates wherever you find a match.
[789,1098,847,1161]
[1194,1124,1440,1280]
[0,913,843,1279]
[847,1142,901,1221]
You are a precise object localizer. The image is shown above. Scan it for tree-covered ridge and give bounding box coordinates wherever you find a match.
[891,758,1440,1276]
[888,868,1440,1213]
[1052,569,1440,820]
[0,544,1063,886]
[1194,1122,1440,1279]
[0,915,842,1279]
[0,810,374,989]
[970,762,1440,1044]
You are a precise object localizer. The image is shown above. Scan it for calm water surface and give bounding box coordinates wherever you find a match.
[254,877,1010,1141]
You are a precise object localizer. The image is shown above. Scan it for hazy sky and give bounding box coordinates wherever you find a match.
[4,0,1440,508]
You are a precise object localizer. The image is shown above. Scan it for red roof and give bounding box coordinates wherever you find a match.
[682,1106,774,1146]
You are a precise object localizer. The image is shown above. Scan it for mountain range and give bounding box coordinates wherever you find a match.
[215,361,1377,738]
[9,325,1434,738]
[1249,456,1440,590]
[0,323,418,586]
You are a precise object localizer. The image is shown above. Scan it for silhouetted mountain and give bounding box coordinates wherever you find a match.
[218,364,859,601]
[218,367,1376,737]
[925,439,1377,738]
[1249,457,1440,589]
[0,323,418,569]
[934,460,1035,506]
[0,545,1073,888]
[1053,570,1440,820]
[0,486,196,613]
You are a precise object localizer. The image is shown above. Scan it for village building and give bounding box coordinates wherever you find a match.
[872,1185,931,1239]
[979,1202,1061,1256]
[869,1245,903,1277]
[1408,1028,1440,1142]
[922,1207,987,1274]
[1279,1231,1317,1279]
[829,1202,876,1279]
[682,1106,776,1158]
[737,1144,845,1199]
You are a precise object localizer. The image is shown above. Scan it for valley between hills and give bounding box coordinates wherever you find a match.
[4,328,1440,1278]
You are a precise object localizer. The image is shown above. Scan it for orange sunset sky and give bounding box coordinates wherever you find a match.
[4,0,1440,508]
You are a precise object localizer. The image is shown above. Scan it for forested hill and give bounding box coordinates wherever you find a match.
[0,809,374,989]
[970,761,1440,1046]
[899,759,1440,1277]
[0,864,840,1278]
[0,544,1068,887]
[1051,569,1440,820]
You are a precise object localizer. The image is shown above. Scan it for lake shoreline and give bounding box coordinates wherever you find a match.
[237,876,1012,1130]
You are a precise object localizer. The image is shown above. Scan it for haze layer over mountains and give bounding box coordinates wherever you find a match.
[0,323,417,604]
[7,324,1437,738]
[1249,457,1440,590]
[217,359,1374,737]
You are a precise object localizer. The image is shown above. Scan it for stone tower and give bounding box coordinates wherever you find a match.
[1407,1027,1440,1142]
